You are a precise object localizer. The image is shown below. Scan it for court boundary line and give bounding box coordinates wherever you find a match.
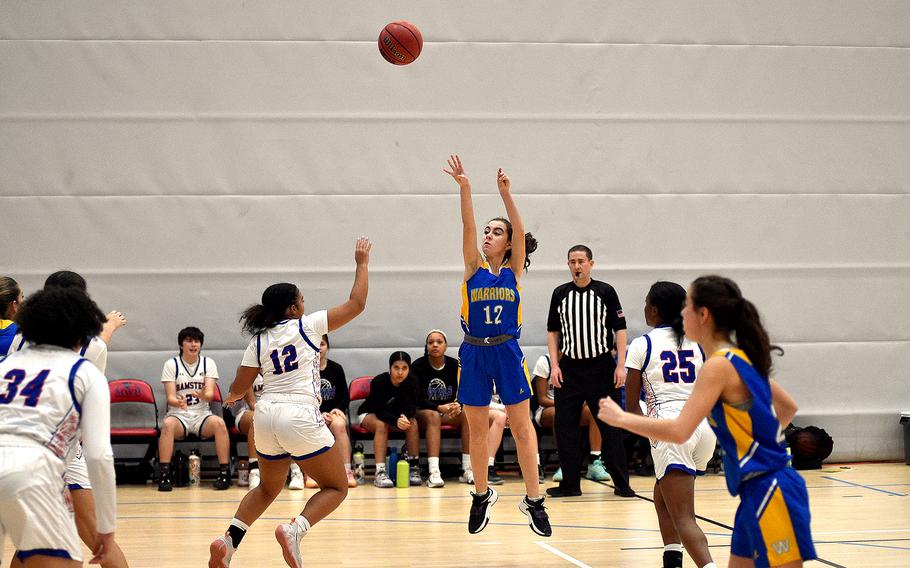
[821,475,908,496]
[535,542,593,568]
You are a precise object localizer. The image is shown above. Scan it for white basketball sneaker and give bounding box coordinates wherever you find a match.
[208,535,235,568]
[288,467,304,490]
[275,521,303,568]
[427,470,445,488]
[248,468,260,490]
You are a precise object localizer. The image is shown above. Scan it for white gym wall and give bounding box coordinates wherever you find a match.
[1,1,908,460]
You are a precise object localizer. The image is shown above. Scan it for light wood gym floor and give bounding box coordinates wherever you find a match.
[5,462,909,567]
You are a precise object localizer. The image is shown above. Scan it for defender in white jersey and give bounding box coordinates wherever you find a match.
[209,237,371,568]
[157,326,231,491]
[0,286,117,568]
[624,282,716,568]
[24,270,131,568]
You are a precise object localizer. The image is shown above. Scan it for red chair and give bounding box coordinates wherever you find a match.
[348,376,373,438]
[109,379,160,465]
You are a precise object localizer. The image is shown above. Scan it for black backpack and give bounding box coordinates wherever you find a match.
[785,425,834,470]
[172,450,190,487]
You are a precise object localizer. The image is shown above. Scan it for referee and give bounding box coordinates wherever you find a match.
[545,245,634,497]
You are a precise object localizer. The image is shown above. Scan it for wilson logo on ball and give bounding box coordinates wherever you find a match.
[378,20,423,66]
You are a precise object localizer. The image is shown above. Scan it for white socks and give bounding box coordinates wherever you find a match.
[344,462,352,472]
[428,456,440,473]
[290,463,301,474]
[488,456,495,467]
[664,544,683,553]
[293,515,310,539]
[702,564,718,568]
[376,463,386,473]
[462,453,471,471]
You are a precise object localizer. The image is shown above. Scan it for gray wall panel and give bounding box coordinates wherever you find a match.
[2,122,908,197]
[2,2,908,459]
[3,2,909,46]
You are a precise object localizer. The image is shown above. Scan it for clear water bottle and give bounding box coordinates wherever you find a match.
[237,459,250,487]
[188,450,201,486]
[353,444,365,485]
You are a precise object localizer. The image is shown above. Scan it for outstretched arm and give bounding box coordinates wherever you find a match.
[599,357,726,444]
[444,154,480,280]
[327,237,371,332]
[99,310,127,345]
[496,168,526,280]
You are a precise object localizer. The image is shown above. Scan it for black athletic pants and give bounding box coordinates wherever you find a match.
[553,352,631,492]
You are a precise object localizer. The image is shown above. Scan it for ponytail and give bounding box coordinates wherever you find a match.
[490,217,538,270]
[522,232,538,270]
[646,281,687,349]
[735,298,783,379]
[241,283,299,335]
[690,275,782,378]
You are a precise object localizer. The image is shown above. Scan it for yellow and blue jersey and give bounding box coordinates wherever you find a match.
[0,320,19,356]
[709,349,816,567]
[460,260,522,339]
[708,348,791,496]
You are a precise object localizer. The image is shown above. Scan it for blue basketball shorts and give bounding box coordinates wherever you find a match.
[731,467,816,567]
[456,340,532,407]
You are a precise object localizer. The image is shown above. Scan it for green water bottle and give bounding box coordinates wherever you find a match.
[396,456,409,488]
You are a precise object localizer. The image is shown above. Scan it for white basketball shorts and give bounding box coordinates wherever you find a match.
[254,396,334,461]
[651,416,717,481]
[167,410,215,437]
[0,446,83,563]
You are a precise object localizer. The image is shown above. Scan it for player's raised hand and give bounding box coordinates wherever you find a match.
[443,154,471,189]
[105,310,127,330]
[355,236,372,266]
[497,168,510,194]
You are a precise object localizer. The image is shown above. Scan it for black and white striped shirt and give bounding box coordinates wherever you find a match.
[547,280,626,360]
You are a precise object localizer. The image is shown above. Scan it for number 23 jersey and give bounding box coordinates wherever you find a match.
[626,326,706,418]
[241,311,327,405]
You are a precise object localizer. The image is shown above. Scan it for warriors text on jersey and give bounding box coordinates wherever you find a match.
[241,311,328,405]
[460,260,521,339]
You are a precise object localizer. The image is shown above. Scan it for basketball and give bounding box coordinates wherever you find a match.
[378,21,423,65]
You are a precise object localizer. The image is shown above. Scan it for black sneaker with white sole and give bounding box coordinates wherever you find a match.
[519,495,552,537]
[468,487,498,534]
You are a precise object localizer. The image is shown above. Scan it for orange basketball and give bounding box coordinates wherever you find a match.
[378,21,423,65]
